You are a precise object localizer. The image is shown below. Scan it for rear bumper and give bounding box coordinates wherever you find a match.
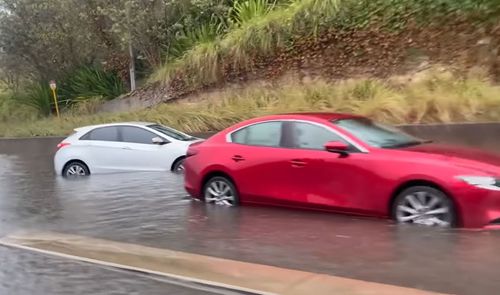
[53,154,64,176]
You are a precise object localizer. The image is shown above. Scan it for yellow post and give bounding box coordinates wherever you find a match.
[49,80,60,118]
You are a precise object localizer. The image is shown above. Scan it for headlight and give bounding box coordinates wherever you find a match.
[456,176,500,191]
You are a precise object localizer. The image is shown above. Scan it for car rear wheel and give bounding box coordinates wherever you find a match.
[203,176,239,206]
[63,161,90,177]
[393,186,455,227]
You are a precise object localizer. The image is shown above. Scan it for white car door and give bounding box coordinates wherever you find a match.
[81,126,132,173]
[119,126,182,171]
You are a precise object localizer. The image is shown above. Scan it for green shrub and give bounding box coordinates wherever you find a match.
[61,66,125,102]
[230,0,277,25]
[7,66,124,118]
[0,91,39,122]
[12,82,54,117]
[167,22,224,62]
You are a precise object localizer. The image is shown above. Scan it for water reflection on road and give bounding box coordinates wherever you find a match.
[1,137,500,295]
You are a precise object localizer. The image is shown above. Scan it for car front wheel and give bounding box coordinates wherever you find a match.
[172,158,185,174]
[393,186,456,227]
[203,176,239,206]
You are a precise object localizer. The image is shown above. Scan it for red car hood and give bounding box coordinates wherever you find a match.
[400,143,500,174]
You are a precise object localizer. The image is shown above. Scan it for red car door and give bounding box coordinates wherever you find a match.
[296,149,378,214]
[227,121,301,206]
[284,121,380,215]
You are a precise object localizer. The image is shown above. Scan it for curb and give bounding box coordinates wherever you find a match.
[0,232,449,295]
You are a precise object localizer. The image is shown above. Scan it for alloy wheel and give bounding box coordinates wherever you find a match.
[395,190,453,227]
[174,163,185,173]
[204,179,236,206]
[66,164,87,177]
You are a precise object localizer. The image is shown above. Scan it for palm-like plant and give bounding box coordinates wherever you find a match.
[61,66,125,101]
[13,82,53,116]
[230,0,277,25]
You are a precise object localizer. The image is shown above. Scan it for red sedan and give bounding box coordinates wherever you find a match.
[184,113,500,229]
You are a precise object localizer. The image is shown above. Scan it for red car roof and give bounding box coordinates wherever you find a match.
[280,112,364,121]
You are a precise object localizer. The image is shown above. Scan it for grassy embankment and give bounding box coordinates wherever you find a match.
[1,0,500,137]
[1,71,500,137]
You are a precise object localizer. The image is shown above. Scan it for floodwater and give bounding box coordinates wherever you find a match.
[1,136,500,295]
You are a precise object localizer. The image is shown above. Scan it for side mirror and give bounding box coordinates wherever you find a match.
[152,137,167,145]
[324,141,349,155]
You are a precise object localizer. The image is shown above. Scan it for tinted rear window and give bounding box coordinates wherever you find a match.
[80,127,119,141]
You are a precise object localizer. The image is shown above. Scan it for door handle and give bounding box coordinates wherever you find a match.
[290,159,306,167]
[121,146,132,150]
[232,155,245,162]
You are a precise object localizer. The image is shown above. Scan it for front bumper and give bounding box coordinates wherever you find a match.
[183,159,202,200]
[454,186,500,229]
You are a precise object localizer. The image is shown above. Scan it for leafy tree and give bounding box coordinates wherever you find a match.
[0,0,105,80]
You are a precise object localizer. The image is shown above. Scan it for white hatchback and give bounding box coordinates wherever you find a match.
[54,122,201,177]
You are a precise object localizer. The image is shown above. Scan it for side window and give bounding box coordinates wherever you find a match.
[231,122,282,147]
[81,127,119,141]
[291,122,348,150]
[121,126,158,144]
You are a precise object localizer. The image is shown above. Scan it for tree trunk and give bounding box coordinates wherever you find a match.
[128,41,136,92]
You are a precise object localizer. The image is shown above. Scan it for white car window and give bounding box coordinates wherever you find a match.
[121,126,158,144]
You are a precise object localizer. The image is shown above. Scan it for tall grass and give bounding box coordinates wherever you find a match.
[167,22,224,62]
[151,0,340,85]
[230,0,277,25]
[3,71,500,137]
[152,0,500,88]
[289,0,341,34]
[0,90,39,122]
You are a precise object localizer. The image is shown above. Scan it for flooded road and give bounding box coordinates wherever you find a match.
[0,246,234,295]
[1,135,500,294]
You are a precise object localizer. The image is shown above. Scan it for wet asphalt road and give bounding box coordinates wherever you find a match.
[0,246,240,295]
[1,135,500,295]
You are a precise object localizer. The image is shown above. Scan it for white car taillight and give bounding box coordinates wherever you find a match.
[57,142,71,150]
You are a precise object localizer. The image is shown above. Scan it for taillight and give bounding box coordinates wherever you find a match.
[57,142,71,150]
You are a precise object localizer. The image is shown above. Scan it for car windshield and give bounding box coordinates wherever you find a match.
[333,118,426,148]
[148,124,196,141]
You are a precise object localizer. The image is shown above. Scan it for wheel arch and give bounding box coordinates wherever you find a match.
[62,159,91,175]
[201,170,238,196]
[389,179,462,226]
[170,155,186,171]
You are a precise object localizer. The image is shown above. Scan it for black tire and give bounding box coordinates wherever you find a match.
[203,176,240,206]
[392,186,456,227]
[171,157,185,174]
[62,161,90,177]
